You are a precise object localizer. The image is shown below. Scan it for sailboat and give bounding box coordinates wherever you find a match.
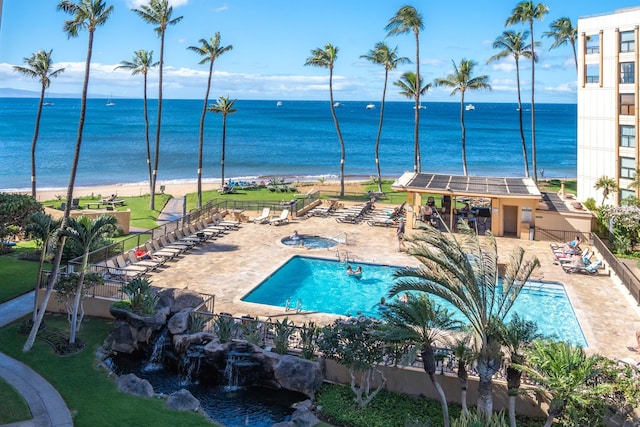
[43,90,54,106]
[106,94,115,107]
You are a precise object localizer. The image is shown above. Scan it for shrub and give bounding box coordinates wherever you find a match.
[273,317,295,354]
[120,277,158,315]
[188,314,207,334]
[299,321,319,360]
[213,314,236,343]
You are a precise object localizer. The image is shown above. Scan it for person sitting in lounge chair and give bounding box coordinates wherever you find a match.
[135,246,161,261]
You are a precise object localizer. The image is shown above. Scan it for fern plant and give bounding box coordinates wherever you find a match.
[273,317,295,354]
[214,315,236,343]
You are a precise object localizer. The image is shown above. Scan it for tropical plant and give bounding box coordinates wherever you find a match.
[59,214,117,344]
[187,33,233,208]
[272,317,295,355]
[394,72,431,135]
[317,316,386,408]
[304,43,346,197]
[207,96,237,188]
[451,337,474,417]
[24,212,62,323]
[13,49,65,199]
[594,175,619,206]
[360,42,410,193]
[299,321,319,360]
[378,293,463,427]
[133,0,183,210]
[239,319,262,346]
[386,5,425,173]
[188,313,207,334]
[506,1,549,183]
[213,314,236,343]
[495,314,542,427]
[451,409,509,427]
[543,17,577,71]
[627,167,640,191]
[120,277,158,315]
[601,205,640,250]
[434,59,491,176]
[54,271,103,335]
[115,50,158,197]
[517,340,602,427]
[389,222,540,415]
[488,30,535,178]
[0,193,43,249]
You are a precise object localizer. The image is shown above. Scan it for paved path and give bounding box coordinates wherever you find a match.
[0,292,33,328]
[156,196,185,225]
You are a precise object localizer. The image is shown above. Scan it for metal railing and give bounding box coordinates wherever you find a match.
[591,233,640,304]
[535,228,591,245]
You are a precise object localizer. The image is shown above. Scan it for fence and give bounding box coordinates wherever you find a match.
[591,232,640,304]
[535,228,591,245]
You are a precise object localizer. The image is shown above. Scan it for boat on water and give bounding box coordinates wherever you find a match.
[366,103,375,109]
[106,94,115,107]
[333,102,341,107]
[43,101,54,107]
[413,104,426,110]
[465,104,475,111]
[276,101,283,107]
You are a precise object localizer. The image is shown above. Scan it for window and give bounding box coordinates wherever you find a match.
[620,157,636,179]
[621,189,636,202]
[586,64,599,84]
[620,94,635,115]
[586,34,599,54]
[620,125,636,148]
[620,62,635,84]
[620,30,635,53]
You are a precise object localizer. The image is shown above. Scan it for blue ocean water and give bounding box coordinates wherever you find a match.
[0,98,576,190]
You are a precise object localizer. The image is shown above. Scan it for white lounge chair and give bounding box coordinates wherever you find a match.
[253,207,271,224]
[269,209,290,226]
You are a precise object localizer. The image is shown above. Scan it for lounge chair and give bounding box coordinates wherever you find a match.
[167,231,198,248]
[106,259,141,280]
[126,250,164,270]
[147,241,180,260]
[562,259,603,275]
[269,209,290,226]
[253,207,271,224]
[115,254,149,273]
[160,235,191,252]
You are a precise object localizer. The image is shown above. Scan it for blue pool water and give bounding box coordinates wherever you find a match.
[242,256,587,347]
[281,235,338,249]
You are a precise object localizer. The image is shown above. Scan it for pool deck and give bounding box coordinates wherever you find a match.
[146,206,640,362]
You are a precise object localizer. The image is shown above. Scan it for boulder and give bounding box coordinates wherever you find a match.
[157,288,205,314]
[116,373,154,398]
[104,321,138,354]
[270,354,324,398]
[173,332,217,354]
[291,407,321,427]
[167,308,191,335]
[166,389,200,412]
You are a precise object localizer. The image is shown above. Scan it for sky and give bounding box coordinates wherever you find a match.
[1,0,639,103]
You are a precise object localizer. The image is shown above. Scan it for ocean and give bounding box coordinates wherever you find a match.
[0,98,576,191]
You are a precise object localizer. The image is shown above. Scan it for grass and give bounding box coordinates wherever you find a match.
[538,179,577,195]
[0,241,43,303]
[0,377,31,424]
[0,315,215,427]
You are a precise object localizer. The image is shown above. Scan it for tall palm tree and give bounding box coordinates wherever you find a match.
[187,33,233,207]
[24,0,115,353]
[543,17,578,71]
[517,340,600,427]
[24,213,62,323]
[451,337,474,417]
[378,294,462,427]
[13,49,65,199]
[60,214,116,344]
[386,6,425,173]
[594,175,619,206]
[495,314,542,427]
[360,42,410,193]
[133,0,183,210]
[434,59,491,176]
[115,50,158,197]
[207,96,237,189]
[395,72,431,113]
[488,30,535,178]
[389,223,539,415]
[304,43,346,197]
[506,1,549,184]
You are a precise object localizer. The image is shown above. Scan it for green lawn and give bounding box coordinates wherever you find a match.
[0,377,31,424]
[0,316,215,427]
[538,179,577,195]
[0,242,43,303]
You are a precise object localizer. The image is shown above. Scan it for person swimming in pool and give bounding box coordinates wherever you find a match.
[346,265,354,275]
[290,230,300,240]
[354,266,362,276]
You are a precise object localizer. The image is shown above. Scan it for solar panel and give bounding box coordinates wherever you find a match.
[402,173,539,198]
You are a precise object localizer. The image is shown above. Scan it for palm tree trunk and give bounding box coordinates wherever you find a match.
[221,115,227,187]
[151,31,166,210]
[460,92,467,176]
[530,20,538,183]
[32,244,47,323]
[515,59,530,178]
[69,269,86,345]
[328,67,346,197]
[458,363,469,417]
[31,84,46,199]
[477,374,494,415]
[197,61,214,208]
[414,31,421,173]
[143,73,153,197]
[374,70,389,194]
[422,347,450,427]
[509,396,517,427]
[571,40,577,71]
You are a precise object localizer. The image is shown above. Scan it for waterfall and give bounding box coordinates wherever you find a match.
[222,344,260,391]
[143,329,169,372]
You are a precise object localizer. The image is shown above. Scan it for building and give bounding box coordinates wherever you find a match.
[577,7,640,205]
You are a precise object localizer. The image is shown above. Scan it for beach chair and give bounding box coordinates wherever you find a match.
[269,209,290,226]
[115,254,149,273]
[562,259,603,275]
[253,207,271,224]
[127,250,164,270]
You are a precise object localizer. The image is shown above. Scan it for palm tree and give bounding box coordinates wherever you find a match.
[451,337,474,417]
[388,223,539,415]
[626,168,640,192]
[187,34,233,207]
[517,340,600,427]
[133,0,183,210]
[59,214,116,344]
[24,0,114,353]
[594,175,619,206]
[543,17,578,71]
[506,1,549,183]
[378,294,463,427]
[394,72,431,115]
[304,43,346,197]
[13,49,65,199]
[386,6,425,173]
[360,42,410,193]
[115,50,158,197]
[495,314,542,427]
[434,59,491,176]
[207,96,237,189]
[488,30,535,178]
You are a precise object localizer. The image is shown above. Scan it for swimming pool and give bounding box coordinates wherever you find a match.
[281,235,338,249]
[242,256,587,347]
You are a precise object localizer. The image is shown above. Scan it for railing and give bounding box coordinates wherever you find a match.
[535,228,591,245]
[329,231,348,245]
[591,233,640,304]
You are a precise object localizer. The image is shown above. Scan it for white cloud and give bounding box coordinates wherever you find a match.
[544,81,576,93]
[127,0,189,9]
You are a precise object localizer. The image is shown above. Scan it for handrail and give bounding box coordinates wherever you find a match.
[329,231,348,245]
[591,233,640,304]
